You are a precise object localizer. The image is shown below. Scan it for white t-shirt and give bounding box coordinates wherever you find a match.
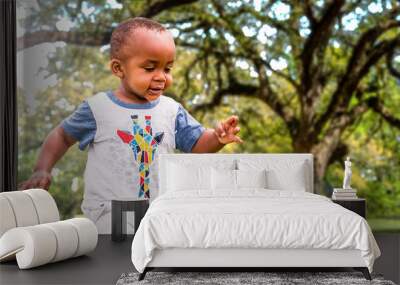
[62,91,204,233]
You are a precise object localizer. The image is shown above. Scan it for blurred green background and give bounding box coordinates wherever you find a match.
[16,0,400,230]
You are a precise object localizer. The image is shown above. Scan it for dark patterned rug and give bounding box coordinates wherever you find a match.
[116,271,396,285]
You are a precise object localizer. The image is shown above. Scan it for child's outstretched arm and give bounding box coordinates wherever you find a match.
[191,115,242,153]
[19,125,77,190]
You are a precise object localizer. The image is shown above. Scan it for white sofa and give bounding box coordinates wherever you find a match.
[0,189,98,269]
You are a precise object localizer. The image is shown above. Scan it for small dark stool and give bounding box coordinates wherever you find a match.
[332,198,366,218]
[111,199,149,242]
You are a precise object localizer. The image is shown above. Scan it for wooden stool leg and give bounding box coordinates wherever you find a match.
[112,200,123,241]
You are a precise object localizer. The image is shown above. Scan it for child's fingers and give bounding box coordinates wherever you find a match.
[224,126,240,138]
[38,178,50,190]
[18,181,27,190]
[224,115,239,127]
[218,116,239,136]
[20,180,34,190]
[223,121,237,134]
[234,135,243,143]
[224,135,243,144]
[18,174,51,190]
[24,180,35,190]
[214,122,226,137]
[233,126,240,134]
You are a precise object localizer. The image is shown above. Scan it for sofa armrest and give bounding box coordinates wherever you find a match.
[0,218,98,269]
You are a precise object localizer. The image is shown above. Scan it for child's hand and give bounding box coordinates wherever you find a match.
[18,170,52,191]
[214,115,243,145]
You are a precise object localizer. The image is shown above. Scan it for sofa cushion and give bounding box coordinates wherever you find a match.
[24,189,60,223]
[0,196,16,237]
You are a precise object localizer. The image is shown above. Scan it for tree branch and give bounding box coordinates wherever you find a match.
[311,101,368,177]
[302,0,317,29]
[387,46,400,80]
[17,30,112,51]
[314,20,400,133]
[191,78,258,113]
[17,0,200,50]
[263,59,301,94]
[207,0,297,133]
[301,0,345,94]
[367,97,400,128]
[140,0,199,18]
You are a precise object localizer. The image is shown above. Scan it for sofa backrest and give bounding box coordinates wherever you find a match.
[0,189,60,238]
[158,153,314,196]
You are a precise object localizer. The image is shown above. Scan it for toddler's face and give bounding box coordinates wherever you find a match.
[117,29,175,102]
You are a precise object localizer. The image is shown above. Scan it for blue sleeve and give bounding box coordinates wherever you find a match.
[61,101,96,151]
[175,105,205,153]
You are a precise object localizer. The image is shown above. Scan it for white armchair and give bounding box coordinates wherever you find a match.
[0,189,97,269]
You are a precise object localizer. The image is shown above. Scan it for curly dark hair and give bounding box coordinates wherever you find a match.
[110,17,166,60]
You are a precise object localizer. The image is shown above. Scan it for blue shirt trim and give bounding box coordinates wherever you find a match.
[106,91,160,109]
[62,92,204,152]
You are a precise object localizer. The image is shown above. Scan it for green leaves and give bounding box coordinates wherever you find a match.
[17,0,400,218]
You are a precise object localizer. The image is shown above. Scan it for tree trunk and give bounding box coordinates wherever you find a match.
[293,128,342,195]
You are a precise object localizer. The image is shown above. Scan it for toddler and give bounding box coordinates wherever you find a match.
[20,17,242,233]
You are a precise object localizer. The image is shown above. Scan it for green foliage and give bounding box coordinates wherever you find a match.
[368,218,400,233]
[198,96,293,154]
[17,0,400,220]
[327,107,400,218]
